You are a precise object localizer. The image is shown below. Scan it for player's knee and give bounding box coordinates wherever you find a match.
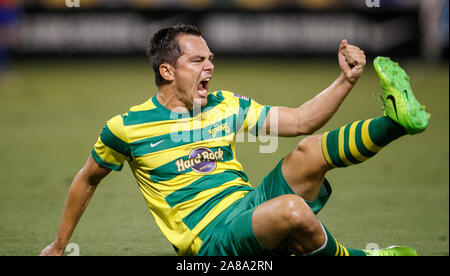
[295,135,322,154]
[279,195,317,233]
[294,134,329,172]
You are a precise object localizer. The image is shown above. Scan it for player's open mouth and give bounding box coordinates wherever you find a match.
[197,78,210,97]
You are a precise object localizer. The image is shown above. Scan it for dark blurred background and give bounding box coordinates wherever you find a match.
[1,0,448,63]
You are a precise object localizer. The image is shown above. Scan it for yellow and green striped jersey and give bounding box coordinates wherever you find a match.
[91,90,271,255]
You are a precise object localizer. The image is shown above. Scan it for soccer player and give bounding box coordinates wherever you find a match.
[40,24,429,256]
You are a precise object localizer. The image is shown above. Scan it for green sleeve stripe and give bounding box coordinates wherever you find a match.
[236,98,251,131]
[249,105,271,136]
[100,124,131,158]
[182,185,253,230]
[149,145,234,182]
[91,149,123,171]
[165,170,249,208]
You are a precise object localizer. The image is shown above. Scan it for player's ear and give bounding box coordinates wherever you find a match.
[159,63,175,82]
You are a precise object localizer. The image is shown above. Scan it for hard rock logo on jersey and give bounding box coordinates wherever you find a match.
[175,147,224,173]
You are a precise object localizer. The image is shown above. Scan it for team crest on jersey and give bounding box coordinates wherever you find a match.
[175,147,224,173]
[209,122,231,138]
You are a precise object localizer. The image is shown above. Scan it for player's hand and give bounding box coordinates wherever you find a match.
[39,241,65,256]
[338,39,366,84]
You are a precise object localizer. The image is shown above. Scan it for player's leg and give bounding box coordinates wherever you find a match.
[281,135,330,201]
[235,162,363,256]
[251,194,366,256]
[283,57,430,200]
[251,194,324,254]
[285,121,399,200]
[250,194,414,256]
[216,154,416,256]
[283,116,409,200]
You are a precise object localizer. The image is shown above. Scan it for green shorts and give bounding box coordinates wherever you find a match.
[197,158,332,256]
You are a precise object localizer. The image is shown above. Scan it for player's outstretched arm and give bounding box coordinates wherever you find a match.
[263,40,366,137]
[39,155,111,256]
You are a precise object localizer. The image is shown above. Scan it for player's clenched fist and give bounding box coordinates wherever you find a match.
[338,39,366,84]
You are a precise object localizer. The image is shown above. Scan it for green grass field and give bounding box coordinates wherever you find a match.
[0,57,448,256]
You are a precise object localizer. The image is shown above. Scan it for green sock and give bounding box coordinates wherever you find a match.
[306,224,366,256]
[321,116,406,167]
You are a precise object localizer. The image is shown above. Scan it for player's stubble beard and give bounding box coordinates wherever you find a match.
[173,83,207,111]
[179,90,208,111]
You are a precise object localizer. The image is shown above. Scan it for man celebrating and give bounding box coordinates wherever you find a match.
[41,24,429,256]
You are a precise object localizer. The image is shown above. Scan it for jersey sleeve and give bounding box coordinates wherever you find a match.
[233,93,271,136]
[91,115,132,171]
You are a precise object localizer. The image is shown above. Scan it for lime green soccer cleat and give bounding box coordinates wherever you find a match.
[373,56,430,135]
[363,246,418,256]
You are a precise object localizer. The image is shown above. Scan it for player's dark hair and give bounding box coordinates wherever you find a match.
[147,23,202,86]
